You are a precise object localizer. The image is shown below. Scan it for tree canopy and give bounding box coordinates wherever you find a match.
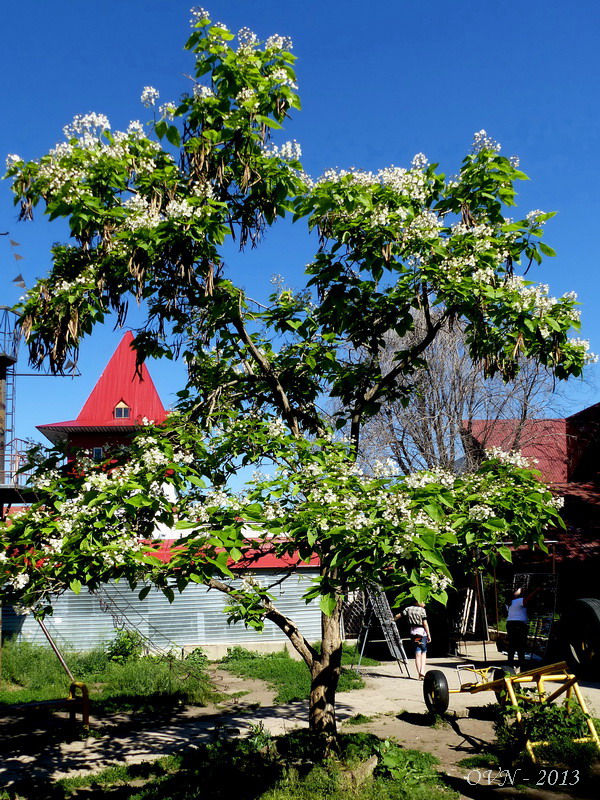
[1,8,590,735]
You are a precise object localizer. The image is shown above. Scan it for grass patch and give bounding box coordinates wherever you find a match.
[345,713,374,726]
[457,753,499,769]
[0,639,216,714]
[220,644,377,705]
[6,731,457,800]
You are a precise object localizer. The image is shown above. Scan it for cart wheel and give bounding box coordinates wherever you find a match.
[562,598,600,680]
[423,670,449,714]
[492,666,516,705]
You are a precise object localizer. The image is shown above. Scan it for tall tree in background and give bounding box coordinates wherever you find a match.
[358,313,563,475]
[0,9,591,742]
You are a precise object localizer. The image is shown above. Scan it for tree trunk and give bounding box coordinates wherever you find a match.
[308,597,343,740]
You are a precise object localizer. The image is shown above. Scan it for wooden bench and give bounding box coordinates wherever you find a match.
[7,681,90,728]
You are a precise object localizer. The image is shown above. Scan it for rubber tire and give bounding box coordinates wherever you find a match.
[423,670,450,715]
[492,665,517,705]
[562,598,600,680]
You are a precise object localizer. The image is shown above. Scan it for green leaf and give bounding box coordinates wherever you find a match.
[539,242,556,257]
[70,579,82,595]
[319,594,338,616]
[410,585,429,603]
[138,585,151,601]
[498,545,513,562]
[166,125,181,147]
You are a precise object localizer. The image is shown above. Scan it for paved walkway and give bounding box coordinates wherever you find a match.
[1,653,598,788]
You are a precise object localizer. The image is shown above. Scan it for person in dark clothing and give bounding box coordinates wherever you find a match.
[506,586,540,670]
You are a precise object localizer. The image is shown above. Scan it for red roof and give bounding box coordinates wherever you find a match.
[467,418,569,483]
[38,332,166,442]
[147,539,320,569]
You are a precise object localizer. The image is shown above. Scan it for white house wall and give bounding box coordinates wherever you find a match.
[2,569,322,652]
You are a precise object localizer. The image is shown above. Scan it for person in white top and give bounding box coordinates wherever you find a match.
[506,586,540,670]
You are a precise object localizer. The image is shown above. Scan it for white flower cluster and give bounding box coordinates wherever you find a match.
[550,495,565,509]
[472,129,500,153]
[429,573,451,593]
[190,6,210,24]
[193,84,215,100]
[262,140,302,161]
[526,209,545,225]
[403,210,443,241]
[411,153,428,170]
[269,67,298,89]
[266,417,287,438]
[236,87,259,107]
[504,276,559,316]
[472,266,496,284]
[141,447,170,470]
[568,338,599,364]
[5,153,22,169]
[468,504,495,521]
[370,206,391,227]
[159,101,177,120]
[29,468,63,490]
[404,468,456,489]
[372,458,399,477]
[63,112,111,144]
[485,446,537,469]
[123,195,163,231]
[237,27,258,48]
[141,86,160,108]
[265,34,293,51]
[6,573,30,590]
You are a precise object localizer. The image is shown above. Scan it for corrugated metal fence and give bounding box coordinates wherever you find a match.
[2,569,322,652]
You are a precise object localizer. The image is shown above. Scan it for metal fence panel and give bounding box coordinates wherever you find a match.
[2,569,321,651]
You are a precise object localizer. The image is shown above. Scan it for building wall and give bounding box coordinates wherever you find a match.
[2,569,322,657]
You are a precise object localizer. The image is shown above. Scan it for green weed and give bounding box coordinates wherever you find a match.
[0,638,215,713]
[220,647,366,704]
[345,713,374,725]
[45,732,456,800]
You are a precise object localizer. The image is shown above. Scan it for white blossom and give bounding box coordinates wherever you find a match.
[568,338,599,364]
[262,140,302,161]
[190,7,210,25]
[485,447,537,469]
[468,504,495,521]
[5,153,22,169]
[193,84,215,100]
[269,67,298,90]
[411,152,428,170]
[265,34,293,51]
[266,418,287,438]
[472,129,500,153]
[140,86,160,108]
[159,101,177,120]
[429,573,451,593]
[237,27,258,48]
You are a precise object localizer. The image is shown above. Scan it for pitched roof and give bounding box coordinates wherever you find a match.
[467,418,569,483]
[38,332,166,443]
[466,403,600,485]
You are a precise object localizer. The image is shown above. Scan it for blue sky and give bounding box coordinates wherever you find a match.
[1,0,599,443]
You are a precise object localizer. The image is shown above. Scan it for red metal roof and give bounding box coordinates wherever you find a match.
[146,539,320,569]
[467,418,569,483]
[38,332,166,442]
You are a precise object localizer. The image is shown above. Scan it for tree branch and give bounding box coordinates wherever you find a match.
[230,313,301,436]
[206,577,319,666]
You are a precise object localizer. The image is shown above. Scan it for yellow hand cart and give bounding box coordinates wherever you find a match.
[423,661,600,762]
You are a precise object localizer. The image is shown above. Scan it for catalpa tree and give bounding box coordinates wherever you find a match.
[1,8,590,739]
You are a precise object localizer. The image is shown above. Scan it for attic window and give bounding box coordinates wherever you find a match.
[114,401,130,419]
